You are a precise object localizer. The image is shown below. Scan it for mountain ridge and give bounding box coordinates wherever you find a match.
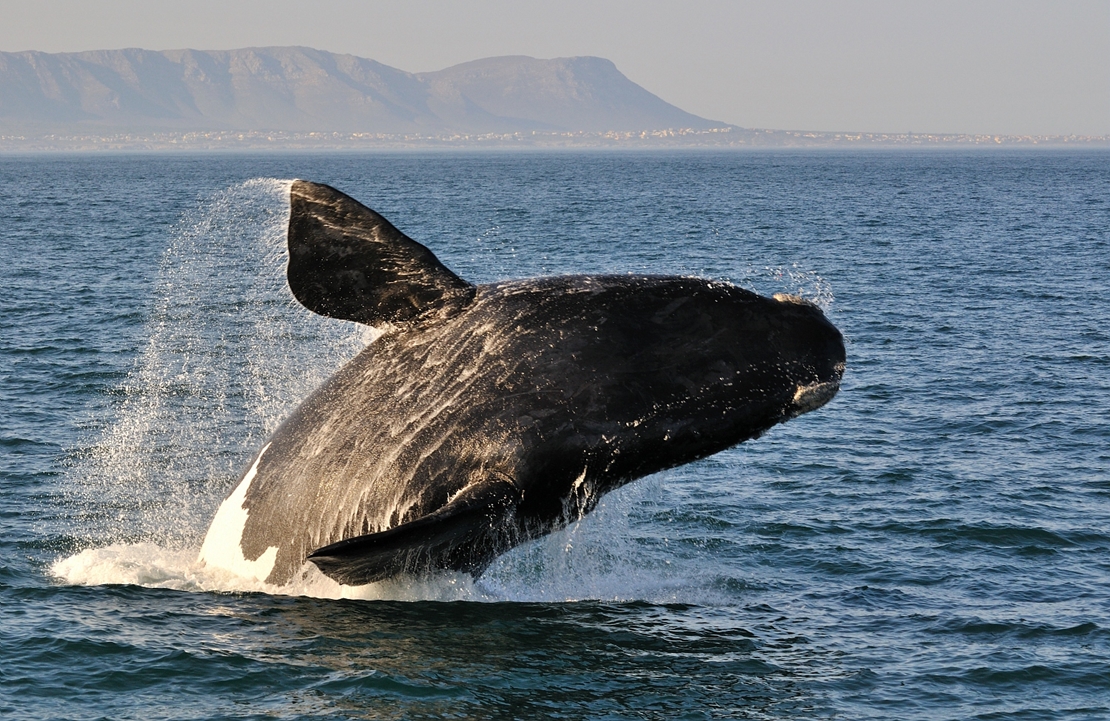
[0,47,726,134]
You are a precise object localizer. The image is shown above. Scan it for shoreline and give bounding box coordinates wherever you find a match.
[3,127,1107,153]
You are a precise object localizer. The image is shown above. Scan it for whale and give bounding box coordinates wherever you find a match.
[198,180,846,587]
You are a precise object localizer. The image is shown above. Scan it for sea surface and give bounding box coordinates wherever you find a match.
[2,150,1108,720]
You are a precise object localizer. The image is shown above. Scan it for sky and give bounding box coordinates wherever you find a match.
[1,0,1106,136]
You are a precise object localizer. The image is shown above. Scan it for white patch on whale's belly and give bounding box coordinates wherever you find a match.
[198,443,278,582]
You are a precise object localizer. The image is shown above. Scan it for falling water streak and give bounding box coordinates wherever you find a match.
[64,179,368,550]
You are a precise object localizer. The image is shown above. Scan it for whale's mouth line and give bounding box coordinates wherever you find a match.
[791,362,845,415]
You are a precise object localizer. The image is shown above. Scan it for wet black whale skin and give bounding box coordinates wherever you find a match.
[228,180,845,586]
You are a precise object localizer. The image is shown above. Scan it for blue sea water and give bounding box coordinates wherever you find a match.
[1,149,1109,719]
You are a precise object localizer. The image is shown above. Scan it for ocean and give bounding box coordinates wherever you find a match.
[2,149,1108,719]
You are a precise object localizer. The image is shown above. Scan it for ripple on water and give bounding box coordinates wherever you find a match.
[2,151,1109,720]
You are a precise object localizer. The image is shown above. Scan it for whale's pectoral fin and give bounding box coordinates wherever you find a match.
[307,477,521,586]
[288,180,476,327]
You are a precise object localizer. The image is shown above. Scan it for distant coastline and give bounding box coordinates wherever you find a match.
[1,47,1105,152]
[1,127,1106,152]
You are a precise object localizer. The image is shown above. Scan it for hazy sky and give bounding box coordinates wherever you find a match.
[1,0,1106,135]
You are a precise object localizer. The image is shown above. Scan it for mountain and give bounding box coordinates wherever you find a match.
[0,47,725,134]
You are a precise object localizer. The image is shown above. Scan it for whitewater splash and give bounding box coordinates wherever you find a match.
[50,541,481,601]
[52,476,693,603]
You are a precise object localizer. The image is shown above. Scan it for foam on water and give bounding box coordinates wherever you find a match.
[52,474,707,603]
[50,541,481,600]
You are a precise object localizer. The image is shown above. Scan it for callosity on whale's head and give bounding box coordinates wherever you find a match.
[198,180,845,587]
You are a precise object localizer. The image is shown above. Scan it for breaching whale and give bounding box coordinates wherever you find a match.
[199,181,845,587]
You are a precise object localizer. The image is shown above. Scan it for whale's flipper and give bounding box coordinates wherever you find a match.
[306,477,522,585]
[288,180,476,327]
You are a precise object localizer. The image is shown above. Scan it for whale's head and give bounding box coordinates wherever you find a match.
[580,278,847,485]
[520,275,847,484]
[627,278,844,444]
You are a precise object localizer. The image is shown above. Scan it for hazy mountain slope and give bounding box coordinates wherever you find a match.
[419,56,718,132]
[0,47,725,133]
